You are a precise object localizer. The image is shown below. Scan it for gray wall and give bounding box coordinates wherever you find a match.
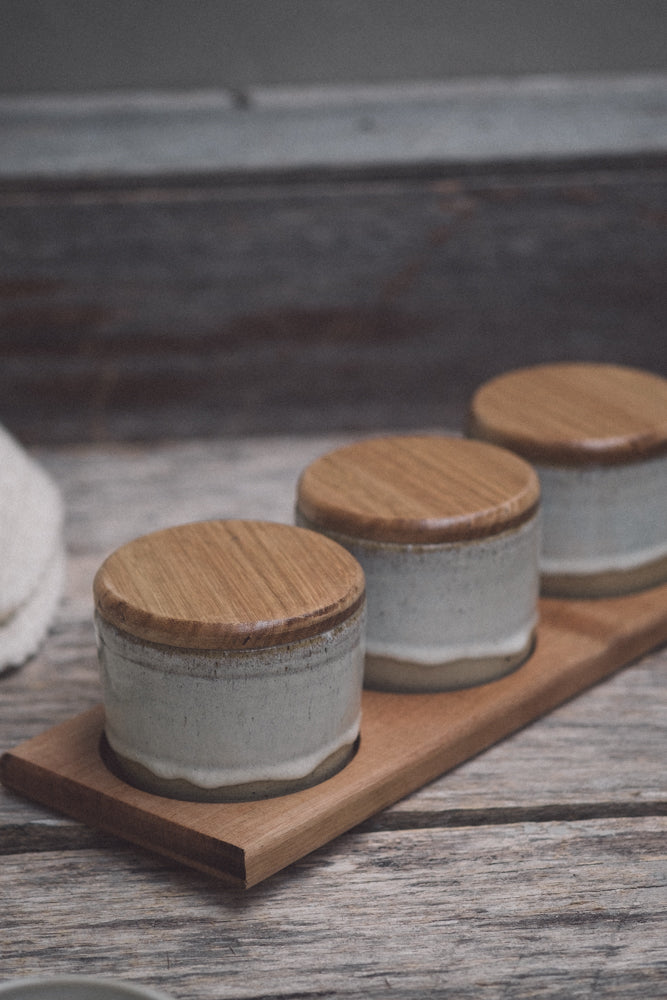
[1,0,666,96]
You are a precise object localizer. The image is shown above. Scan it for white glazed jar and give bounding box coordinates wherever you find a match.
[296,435,541,692]
[468,363,667,597]
[94,519,366,801]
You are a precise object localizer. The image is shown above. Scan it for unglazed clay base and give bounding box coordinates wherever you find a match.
[365,630,536,693]
[101,733,360,802]
[542,551,667,598]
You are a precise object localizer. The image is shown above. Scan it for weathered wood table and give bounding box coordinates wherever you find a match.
[2,70,667,991]
[1,433,666,998]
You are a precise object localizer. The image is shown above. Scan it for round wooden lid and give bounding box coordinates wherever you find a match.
[468,363,667,466]
[93,519,365,650]
[296,435,539,544]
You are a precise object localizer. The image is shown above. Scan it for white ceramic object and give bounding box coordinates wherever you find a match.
[0,978,174,1000]
[296,435,541,692]
[93,519,366,801]
[468,363,667,597]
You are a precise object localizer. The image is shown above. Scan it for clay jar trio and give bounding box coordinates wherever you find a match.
[93,362,667,802]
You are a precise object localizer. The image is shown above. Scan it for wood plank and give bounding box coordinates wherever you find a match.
[1,817,665,998]
[2,75,666,182]
[386,643,667,818]
[4,581,667,887]
[1,166,665,446]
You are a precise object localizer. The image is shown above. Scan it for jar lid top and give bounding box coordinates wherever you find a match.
[296,435,539,544]
[93,520,365,649]
[468,363,667,466]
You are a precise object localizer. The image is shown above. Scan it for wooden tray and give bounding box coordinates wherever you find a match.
[3,586,667,889]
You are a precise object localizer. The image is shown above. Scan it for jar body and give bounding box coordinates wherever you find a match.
[537,453,667,596]
[297,514,540,692]
[96,605,365,801]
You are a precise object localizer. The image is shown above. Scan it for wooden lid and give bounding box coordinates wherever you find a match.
[296,435,539,544]
[93,520,365,650]
[468,363,667,466]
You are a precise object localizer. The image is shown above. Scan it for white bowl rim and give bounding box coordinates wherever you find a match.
[0,976,174,1000]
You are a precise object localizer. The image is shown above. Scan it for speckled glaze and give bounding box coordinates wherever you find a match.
[297,514,540,692]
[96,605,365,801]
[537,454,667,596]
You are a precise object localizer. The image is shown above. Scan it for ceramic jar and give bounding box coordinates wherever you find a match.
[468,363,667,597]
[93,519,366,801]
[296,435,541,692]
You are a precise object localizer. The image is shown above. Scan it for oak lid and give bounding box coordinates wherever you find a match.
[296,435,540,544]
[93,519,365,650]
[468,363,667,467]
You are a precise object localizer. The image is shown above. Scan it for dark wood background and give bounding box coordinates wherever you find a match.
[2,156,665,446]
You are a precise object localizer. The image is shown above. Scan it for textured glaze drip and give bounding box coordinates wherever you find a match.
[97,604,365,800]
[366,619,537,666]
[366,630,536,693]
[104,715,361,788]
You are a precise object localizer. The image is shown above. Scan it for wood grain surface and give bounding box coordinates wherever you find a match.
[93,519,365,648]
[3,816,665,999]
[296,435,540,542]
[468,362,667,466]
[1,434,666,997]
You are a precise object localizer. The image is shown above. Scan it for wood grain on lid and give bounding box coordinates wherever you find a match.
[468,363,667,466]
[93,520,365,649]
[296,436,539,544]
